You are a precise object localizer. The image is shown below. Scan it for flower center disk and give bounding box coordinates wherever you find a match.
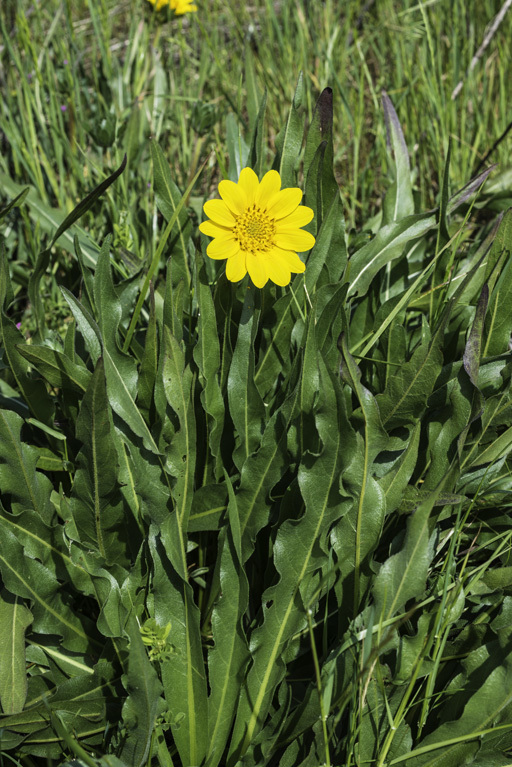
[233,206,276,253]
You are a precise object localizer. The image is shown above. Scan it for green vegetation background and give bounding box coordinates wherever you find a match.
[1,1,512,766]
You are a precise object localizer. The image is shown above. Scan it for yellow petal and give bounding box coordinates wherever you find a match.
[218,179,247,216]
[199,220,231,238]
[278,205,314,229]
[267,188,303,219]
[256,170,281,206]
[203,199,236,227]
[246,252,268,288]
[226,251,247,282]
[206,238,240,260]
[270,247,306,273]
[263,255,291,286]
[238,168,259,206]
[274,229,316,252]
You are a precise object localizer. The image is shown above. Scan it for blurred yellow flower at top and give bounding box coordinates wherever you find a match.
[148,0,197,14]
[199,168,315,288]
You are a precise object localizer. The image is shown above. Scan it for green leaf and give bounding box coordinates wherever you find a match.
[244,43,261,131]
[103,346,160,455]
[0,409,54,522]
[0,526,90,651]
[162,327,196,542]
[0,173,100,267]
[150,528,209,767]
[0,589,33,714]
[376,314,446,430]
[379,422,421,515]
[16,344,91,393]
[237,409,289,562]
[193,250,225,480]
[228,287,266,470]
[137,285,158,418]
[381,90,414,224]
[119,617,164,767]
[347,211,436,298]
[0,261,54,422]
[275,73,304,189]
[254,291,297,400]
[248,89,267,178]
[93,235,138,398]
[483,208,512,356]
[335,336,388,612]
[60,286,102,364]
[305,194,347,292]
[207,476,249,767]
[0,186,29,221]
[372,484,445,622]
[69,359,126,562]
[406,644,512,766]
[304,87,339,228]
[463,284,488,388]
[151,140,193,292]
[0,509,95,598]
[229,348,346,762]
[188,483,227,532]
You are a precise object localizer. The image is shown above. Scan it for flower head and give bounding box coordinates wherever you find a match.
[199,168,315,288]
[147,0,197,14]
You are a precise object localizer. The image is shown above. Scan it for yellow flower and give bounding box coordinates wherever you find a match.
[199,167,315,288]
[148,0,197,14]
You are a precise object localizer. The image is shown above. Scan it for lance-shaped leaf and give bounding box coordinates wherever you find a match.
[237,409,289,563]
[119,617,164,767]
[305,194,347,293]
[379,422,421,515]
[228,288,266,470]
[16,344,91,393]
[406,643,512,767]
[0,526,90,652]
[0,409,54,522]
[151,140,192,292]
[193,250,225,480]
[69,359,125,563]
[60,286,102,364]
[303,87,339,224]
[484,209,512,356]
[103,345,160,455]
[254,291,297,400]
[335,336,388,613]
[0,589,33,714]
[94,235,138,398]
[275,72,305,189]
[376,313,446,430]
[248,88,268,178]
[137,284,158,418]
[381,90,414,224]
[372,480,447,622]
[0,186,29,221]
[228,348,346,763]
[347,211,437,298]
[162,327,196,545]
[0,173,100,267]
[0,254,54,423]
[0,509,95,597]
[150,528,209,767]
[207,476,250,767]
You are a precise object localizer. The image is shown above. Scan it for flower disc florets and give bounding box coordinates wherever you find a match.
[199,167,315,288]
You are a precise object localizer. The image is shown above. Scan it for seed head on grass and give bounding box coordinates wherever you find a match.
[200,167,315,288]
[147,0,197,14]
